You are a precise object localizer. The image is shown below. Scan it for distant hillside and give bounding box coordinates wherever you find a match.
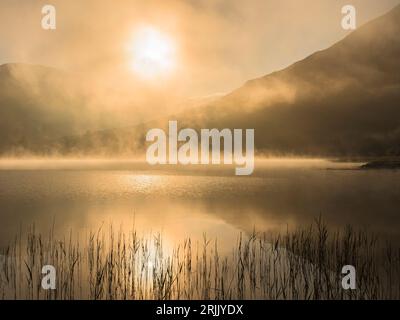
[0,64,220,156]
[187,3,400,156]
[0,63,113,155]
[1,4,400,157]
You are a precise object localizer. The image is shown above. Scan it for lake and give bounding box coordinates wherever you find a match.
[0,158,400,252]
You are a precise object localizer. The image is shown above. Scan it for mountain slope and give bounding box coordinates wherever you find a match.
[1,5,400,157]
[66,4,400,157]
[0,63,102,154]
[194,3,400,156]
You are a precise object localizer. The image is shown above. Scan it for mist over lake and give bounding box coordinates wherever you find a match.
[1,158,399,252]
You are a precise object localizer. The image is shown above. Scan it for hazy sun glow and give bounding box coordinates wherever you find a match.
[129,26,176,79]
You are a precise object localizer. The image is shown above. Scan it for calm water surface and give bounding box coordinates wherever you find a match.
[0,159,399,251]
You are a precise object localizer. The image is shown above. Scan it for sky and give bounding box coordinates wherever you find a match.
[1,0,399,99]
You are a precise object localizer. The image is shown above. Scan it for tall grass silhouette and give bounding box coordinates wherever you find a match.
[0,218,399,300]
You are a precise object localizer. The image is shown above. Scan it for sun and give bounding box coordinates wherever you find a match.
[128,26,177,80]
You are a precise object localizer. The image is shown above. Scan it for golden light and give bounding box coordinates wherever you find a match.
[129,26,177,79]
